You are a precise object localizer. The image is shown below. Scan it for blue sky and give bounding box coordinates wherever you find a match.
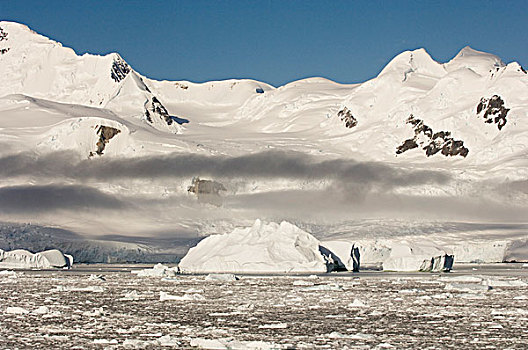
[2,0,527,86]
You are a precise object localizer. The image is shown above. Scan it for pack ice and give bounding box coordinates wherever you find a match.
[0,248,72,269]
[178,220,332,273]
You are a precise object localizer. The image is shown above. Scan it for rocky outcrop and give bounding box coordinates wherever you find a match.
[188,177,226,206]
[337,107,358,128]
[110,56,130,83]
[0,26,9,55]
[476,95,509,130]
[0,26,7,41]
[90,125,121,157]
[175,82,188,90]
[144,96,189,126]
[397,115,469,157]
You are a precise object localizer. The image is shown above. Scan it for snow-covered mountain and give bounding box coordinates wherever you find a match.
[0,21,527,262]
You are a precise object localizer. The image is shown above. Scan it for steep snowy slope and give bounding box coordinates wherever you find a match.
[0,21,527,263]
[0,21,184,135]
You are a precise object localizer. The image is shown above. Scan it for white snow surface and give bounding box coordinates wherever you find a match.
[0,21,527,264]
[178,220,330,273]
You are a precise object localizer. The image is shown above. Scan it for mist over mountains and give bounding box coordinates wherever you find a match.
[0,21,527,261]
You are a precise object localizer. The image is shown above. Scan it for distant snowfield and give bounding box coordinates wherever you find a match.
[0,21,527,264]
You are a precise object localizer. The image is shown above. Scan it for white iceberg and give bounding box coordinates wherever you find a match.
[131,263,178,277]
[178,220,332,274]
[321,238,453,272]
[0,248,72,269]
[364,240,454,272]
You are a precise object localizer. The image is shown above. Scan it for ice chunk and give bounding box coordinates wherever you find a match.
[179,220,332,273]
[33,306,50,314]
[484,278,527,287]
[0,248,72,269]
[348,299,369,308]
[258,323,288,329]
[132,263,178,277]
[6,306,29,314]
[159,291,205,301]
[444,283,492,292]
[205,273,239,281]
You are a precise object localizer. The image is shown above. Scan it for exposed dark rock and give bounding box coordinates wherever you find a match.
[256,87,264,94]
[397,115,468,158]
[110,56,130,83]
[145,96,189,126]
[187,177,226,206]
[337,107,358,128]
[0,27,9,55]
[476,95,509,130]
[175,82,188,89]
[89,125,121,157]
[0,27,7,41]
[521,66,527,74]
[396,139,418,154]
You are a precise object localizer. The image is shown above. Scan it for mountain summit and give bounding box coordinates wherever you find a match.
[1,21,527,164]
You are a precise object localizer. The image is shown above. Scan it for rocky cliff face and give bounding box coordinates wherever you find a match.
[477,95,509,130]
[110,56,130,83]
[144,96,189,127]
[0,26,9,55]
[90,125,121,157]
[337,107,358,128]
[397,115,469,158]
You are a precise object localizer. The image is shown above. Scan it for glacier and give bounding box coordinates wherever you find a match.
[0,21,527,265]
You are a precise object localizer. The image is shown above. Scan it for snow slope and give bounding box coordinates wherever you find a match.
[0,21,527,263]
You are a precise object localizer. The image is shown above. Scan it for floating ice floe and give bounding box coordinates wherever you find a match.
[484,277,527,287]
[51,285,105,293]
[0,248,73,269]
[190,338,282,350]
[131,263,178,277]
[205,273,239,281]
[444,283,492,292]
[179,220,333,273]
[159,291,205,301]
[5,306,29,314]
[348,299,369,308]
[258,323,288,329]
[120,290,145,301]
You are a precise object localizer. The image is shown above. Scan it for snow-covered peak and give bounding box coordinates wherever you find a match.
[0,21,129,107]
[378,48,446,79]
[444,46,505,76]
